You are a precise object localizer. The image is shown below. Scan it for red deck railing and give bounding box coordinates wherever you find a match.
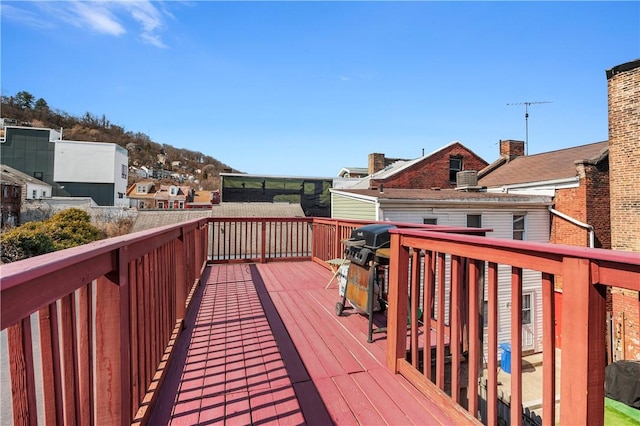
[1,218,209,426]
[384,228,640,426]
[1,216,638,425]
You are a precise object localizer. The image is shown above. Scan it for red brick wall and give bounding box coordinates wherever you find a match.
[607,60,640,361]
[370,142,488,189]
[551,186,589,247]
[583,160,611,249]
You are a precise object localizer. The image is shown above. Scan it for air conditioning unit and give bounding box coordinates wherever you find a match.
[456,170,478,188]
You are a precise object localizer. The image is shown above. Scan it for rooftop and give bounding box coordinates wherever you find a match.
[478,141,609,187]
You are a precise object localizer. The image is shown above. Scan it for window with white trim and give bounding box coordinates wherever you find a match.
[513,214,526,240]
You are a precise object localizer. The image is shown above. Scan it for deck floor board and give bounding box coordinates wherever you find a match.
[149,261,477,425]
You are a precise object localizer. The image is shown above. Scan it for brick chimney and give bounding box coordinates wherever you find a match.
[499,140,525,161]
[606,58,640,361]
[368,153,386,174]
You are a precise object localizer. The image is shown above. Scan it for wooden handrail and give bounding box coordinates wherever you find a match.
[385,228,640,426]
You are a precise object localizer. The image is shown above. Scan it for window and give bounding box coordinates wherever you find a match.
[179,201,184,209]
[483,301,488,328]
[449,157,463,183]
[42,191,46,198]
[32,190,37,198]
[121,164,127,179]
[137,185,147,194]
[423,218,437,225]
[513,214,526,240]
[522,294,532,325]
[158,202,165,209]
[467,214,482,228]
[118,192,124,199]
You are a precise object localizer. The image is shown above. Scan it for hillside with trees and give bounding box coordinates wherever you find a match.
[1,91,240,190]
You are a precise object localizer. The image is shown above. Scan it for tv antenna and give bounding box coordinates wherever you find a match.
[507,101,552,155]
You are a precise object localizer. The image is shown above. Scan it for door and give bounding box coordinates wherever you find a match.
[522,292,535,352]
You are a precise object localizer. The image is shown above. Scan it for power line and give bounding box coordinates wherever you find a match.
[507,101,552,155]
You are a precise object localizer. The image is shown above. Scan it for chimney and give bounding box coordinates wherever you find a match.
[368,153,386,174]
[499,140,525,161]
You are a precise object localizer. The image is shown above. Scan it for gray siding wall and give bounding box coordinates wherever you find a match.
[381,205,549,355]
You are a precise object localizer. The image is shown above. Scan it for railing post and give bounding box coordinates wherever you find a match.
[387,233,410,373]
[95,246,131,426]
[175,229,186,321]
[560,257,606,426]
[261,220,267,263]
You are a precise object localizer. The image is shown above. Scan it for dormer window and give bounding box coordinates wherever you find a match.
[137,185,147,194]
[449,157,463,183]
[169,186,178,196]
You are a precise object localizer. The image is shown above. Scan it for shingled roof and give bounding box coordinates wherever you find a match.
[478,141,608,187]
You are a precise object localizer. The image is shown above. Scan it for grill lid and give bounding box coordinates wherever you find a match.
[348,224,396,249]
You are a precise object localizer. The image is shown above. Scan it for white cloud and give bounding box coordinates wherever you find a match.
[4,0,170,48]
[69,1,126,36]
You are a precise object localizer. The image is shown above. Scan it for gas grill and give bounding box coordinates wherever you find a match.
[337,224,396,342]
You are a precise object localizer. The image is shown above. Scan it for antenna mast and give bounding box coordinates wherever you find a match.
[507,101,552,155]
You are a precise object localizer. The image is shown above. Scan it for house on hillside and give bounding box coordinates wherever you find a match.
[351,142,488,191]
[126,181,157,209]
[154,185,194,209]
[331,186,552,355]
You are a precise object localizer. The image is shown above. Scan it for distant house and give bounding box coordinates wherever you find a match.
[186,190,216,209]
[1,180,21,228]
[0,126,128,206]
[126,181,157,209]
[478,139,610,349]
[1,164,53,202]
[154,185,194,209]
[479,140,610,249]
[337,167,369,179]
[331,186,552,355]
[351,142,489,191]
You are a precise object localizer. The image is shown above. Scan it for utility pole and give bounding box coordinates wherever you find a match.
[507,101,552,155]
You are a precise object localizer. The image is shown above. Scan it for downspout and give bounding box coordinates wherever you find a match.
[548,206,595,248]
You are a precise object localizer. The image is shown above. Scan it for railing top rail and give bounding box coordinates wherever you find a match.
[208,217,313,223]
[1,217,209,288]
[1,217,209,329]
[391,228,640,289]
[312,217,490,234]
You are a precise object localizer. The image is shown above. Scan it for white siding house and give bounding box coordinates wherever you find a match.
[331,187,552,355]
[54,140,129,207]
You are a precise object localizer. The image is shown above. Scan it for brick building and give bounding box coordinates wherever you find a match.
[353,141,488,190]
[607,59,640,361]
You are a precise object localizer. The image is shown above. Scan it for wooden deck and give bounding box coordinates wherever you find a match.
[149,261,474,425]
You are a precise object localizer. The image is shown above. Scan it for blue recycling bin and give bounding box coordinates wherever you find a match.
[500,343,512,374]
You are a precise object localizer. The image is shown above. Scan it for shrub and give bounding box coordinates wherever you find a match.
[0,208,101,262]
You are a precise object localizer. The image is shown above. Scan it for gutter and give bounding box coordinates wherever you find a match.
[548,206,595,248]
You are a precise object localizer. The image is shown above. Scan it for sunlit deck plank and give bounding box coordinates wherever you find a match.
[151,261,479,425]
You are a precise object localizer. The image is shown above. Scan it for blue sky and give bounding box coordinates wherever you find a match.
[2,1,638,177]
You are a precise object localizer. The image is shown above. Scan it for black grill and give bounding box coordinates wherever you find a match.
[344,224,396,266]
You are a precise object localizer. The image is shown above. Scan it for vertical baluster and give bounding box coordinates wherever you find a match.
[410,249,420,368]
[542,272,556,426]
[436,252,446,390]
[511,267,523,426]
[423,250,434,381]
[487,262,499,425]
[450,255,462,403]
